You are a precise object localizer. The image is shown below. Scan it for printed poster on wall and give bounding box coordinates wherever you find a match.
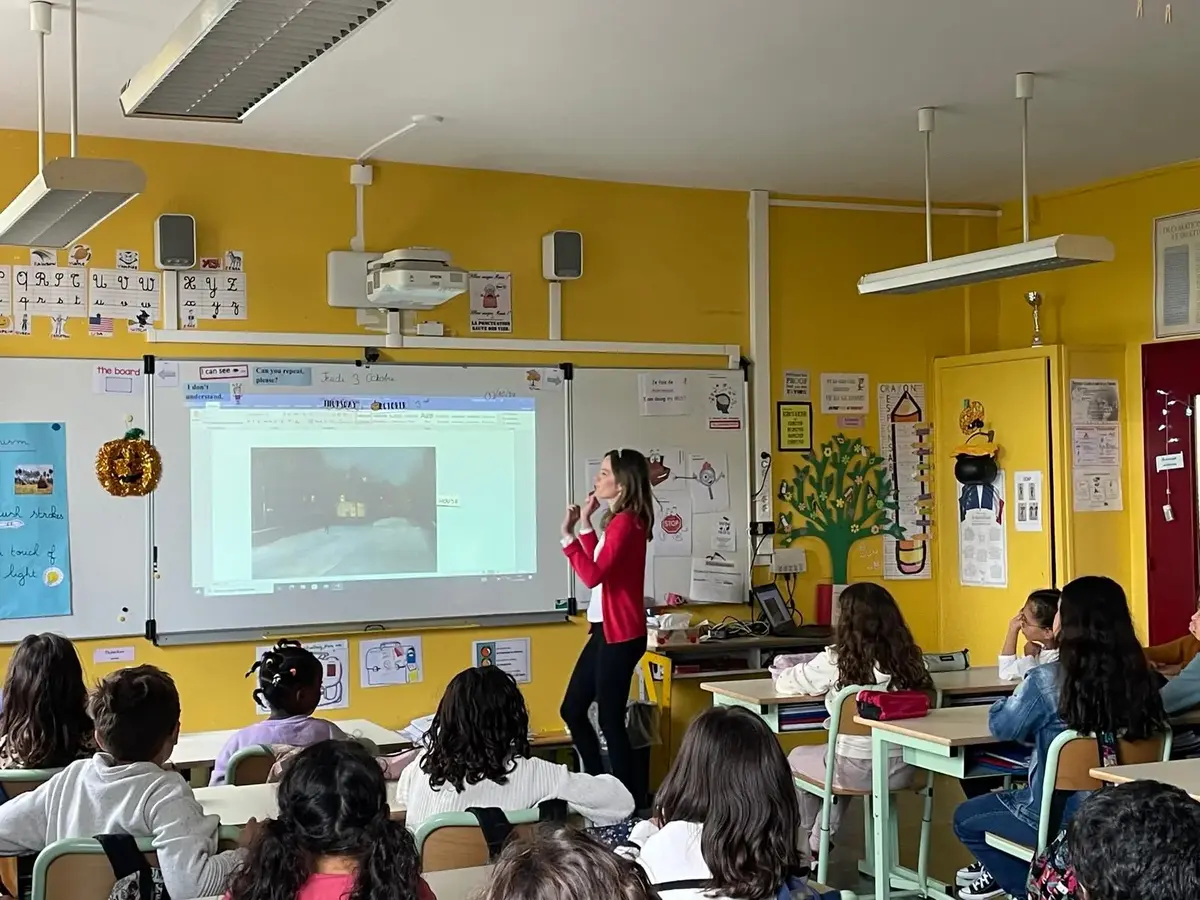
[820,373,869,414]
[638,373,689,416]
[359,636,424,687]
[877,383,931,580]
[1154,210,1200,339]
[704,375,742,430]
[473,637,531,683]
[957,470,1007,589]
[469,271,513,333]
[254,639,350,712]
[0,422,72,620]
[1073,468,1123,512]
[1013,471,1044,533]
[783,370,810,399]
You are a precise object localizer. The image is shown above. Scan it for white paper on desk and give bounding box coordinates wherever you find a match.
[688,554,745,604]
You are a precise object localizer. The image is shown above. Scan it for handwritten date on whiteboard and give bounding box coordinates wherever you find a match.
[87,269,161,321]
[14,266,89,318]
[180,272,247,320]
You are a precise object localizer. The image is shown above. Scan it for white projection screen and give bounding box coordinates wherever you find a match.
[148,360,571,642]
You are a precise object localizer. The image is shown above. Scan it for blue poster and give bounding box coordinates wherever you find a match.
[0,423,71,619]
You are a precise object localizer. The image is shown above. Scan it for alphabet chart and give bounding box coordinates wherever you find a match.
[87,268,161,321]
[180,271,247,321]
[14,266,89,317]
[0,266,10,319]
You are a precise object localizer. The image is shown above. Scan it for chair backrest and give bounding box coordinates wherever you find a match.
[228,744,275,786]
[414,809,575,872]
[0,770,64,895]
[1052,733,1169,792]
[30,838,158,900]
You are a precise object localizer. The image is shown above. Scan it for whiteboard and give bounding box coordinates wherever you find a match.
[570,367,751,607]
[0,357,148,642]
[148,359,571,643]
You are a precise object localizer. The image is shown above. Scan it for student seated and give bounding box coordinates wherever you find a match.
[211,639,348,785]
[954,576,1167,900]
[227,740,434,900]
[0,665,245,900]
[616,705,808,900]
[1067,780,1200,900]
[1159,605,1200,715]
[482,826,659,900]
[998,589,1060,682]
[398,666,633,830]
[1144,595,1200,675]
[776,582,932,858]
[0,633,95,769]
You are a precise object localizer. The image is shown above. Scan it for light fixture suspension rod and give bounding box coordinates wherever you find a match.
[918,107,935,263]
[1016,73,1035,244]
[31,2,51,170]
[69,0,78,157]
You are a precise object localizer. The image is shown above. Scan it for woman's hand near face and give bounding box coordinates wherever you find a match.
[581,492,601,523]
[562,505,581,538]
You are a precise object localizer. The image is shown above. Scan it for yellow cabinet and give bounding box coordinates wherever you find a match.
[933,346,1130,656]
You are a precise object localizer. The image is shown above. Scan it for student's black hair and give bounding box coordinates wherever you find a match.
[1068,780,1200,900]
[89,665,180,762]
[480,826,660,900]
[420,665,531,792]
[652,706,805,900]
[246,639,323,716]
[1056,576,1166,740]
[227,740,422,900]
[0,633,93,768]
[1024,588,1061,630]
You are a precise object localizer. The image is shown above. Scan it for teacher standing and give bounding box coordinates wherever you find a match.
[560,448,654,802]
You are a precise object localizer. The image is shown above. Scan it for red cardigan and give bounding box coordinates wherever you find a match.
[563,509,649,643]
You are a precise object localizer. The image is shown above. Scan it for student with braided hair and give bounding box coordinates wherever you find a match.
[210,640,348,785]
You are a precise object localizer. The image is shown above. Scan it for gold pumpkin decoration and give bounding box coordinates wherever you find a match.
[96,428,162,497]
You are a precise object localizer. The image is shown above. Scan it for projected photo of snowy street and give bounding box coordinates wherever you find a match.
[250,447,437,579]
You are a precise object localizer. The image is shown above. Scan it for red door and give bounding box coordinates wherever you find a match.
[1143,339,1200,642]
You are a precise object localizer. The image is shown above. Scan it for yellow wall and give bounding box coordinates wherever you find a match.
[0,127,1004,740]
[989,161,1200,637]
[769,205,997,648]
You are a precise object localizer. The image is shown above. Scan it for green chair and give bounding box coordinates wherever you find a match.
[792,684,935,898]
[412,808,563,872]
[983,728,1172,862]
[0,769,62,897]
[225,744,275,786]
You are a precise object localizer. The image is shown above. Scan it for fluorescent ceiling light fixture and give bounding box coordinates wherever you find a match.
[859,74,1113,296]
[857,234,1115,295]
[0,158,146,249]
[120,0,396,122]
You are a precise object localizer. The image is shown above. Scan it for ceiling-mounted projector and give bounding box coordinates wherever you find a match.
[365,247,468,309]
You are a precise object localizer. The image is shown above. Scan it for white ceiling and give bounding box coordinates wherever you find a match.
[1,0,1198,202]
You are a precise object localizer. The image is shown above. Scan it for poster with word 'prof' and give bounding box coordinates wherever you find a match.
[0,422,71,620]
[254,639,350,713]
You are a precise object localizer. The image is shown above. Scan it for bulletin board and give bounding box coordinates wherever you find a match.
[570,367,752,607]
[0,357,149,643]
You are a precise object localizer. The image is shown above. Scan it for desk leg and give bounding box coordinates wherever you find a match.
[872,730,892,900]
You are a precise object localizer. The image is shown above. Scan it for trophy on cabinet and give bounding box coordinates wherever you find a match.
[1026,291,1044,347]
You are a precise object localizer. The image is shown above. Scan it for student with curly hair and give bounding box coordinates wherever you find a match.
[227,740,434,900]
[617,706,809,900]
[482,826,660,900]
[398,666,633,830]
[775,582,933,858]
[211,640,348,785]
[1067,780,1200,900]
[954,576,1168,900]
[0,633,95,769]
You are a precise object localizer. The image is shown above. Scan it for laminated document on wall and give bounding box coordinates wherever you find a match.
[688,554,745,604]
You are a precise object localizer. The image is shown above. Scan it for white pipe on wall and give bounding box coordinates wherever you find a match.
[748,190,773,555]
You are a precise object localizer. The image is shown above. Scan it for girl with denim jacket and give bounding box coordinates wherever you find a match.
[953,577,1166,900]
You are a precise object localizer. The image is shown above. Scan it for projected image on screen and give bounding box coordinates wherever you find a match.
[249,447,438,580]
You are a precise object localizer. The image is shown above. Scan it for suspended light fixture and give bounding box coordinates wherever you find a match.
[858,73,1114,296]
[119,0,397,123]
[0,1,145,248]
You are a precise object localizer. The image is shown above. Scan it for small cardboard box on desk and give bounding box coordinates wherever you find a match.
[647,612,700,649]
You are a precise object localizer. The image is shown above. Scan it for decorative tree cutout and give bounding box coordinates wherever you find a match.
[778,434,904,584]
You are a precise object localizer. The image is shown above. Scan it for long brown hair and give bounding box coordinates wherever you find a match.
[481,826,659,900]
[0,633,93,768]
[601,448,654,541]
[834,582,932,691]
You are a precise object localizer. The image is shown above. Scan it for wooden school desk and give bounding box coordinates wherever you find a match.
[854,706,1001,900]
[1089,758,1200,800]
[193,780,405,825]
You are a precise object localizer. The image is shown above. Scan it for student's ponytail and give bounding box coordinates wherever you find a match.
[226,818,309,900]
[355,818,422,900]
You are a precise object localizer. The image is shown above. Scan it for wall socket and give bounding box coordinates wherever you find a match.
[770,546,807,574]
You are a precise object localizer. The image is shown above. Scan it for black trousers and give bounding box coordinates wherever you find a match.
[560,623,645,802]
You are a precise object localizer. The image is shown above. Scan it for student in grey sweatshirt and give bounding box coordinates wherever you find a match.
[1161,607,1200,715]
[0,665,249,900]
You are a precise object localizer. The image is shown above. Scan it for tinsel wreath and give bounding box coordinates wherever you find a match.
[96,428,162,497]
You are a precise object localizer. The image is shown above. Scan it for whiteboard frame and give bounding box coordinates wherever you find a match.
[145,357,574,645]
